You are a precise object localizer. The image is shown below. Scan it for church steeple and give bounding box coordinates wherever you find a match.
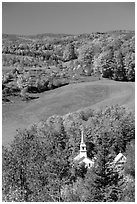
[80,130,87,158]
[81,129,84,144]
[74,128,94,169]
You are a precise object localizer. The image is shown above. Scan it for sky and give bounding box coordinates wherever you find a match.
[2,2,135,35]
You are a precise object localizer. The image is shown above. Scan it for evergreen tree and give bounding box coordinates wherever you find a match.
[83,132,123,202]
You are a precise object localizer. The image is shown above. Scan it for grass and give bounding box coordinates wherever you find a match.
[2,79,135,146]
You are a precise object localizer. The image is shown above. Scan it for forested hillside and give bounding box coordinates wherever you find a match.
[3,30,135,81]
[2,31,135,103]
[3,105,135,201]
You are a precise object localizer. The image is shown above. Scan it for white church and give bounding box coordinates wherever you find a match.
[74,130,126,169]
[74,130,95,168]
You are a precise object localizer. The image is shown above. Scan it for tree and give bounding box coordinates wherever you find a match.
[20,86,28,100]
[85,105,135,155]
[93,49,115,79]
[124,52,135,81]
[113,50,126,81]
[2,127,49,202]
[124,140,135,178]
[2,123,71,202]
[61,177,87,202]
[63,44,77,62]
[120,178,135,202]
[83,132,123,202]
[118,140,135,202]
[72,162,88,181]
[78,43,94,69]
[3,104,135,202]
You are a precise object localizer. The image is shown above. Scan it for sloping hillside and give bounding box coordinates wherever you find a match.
[2,79,135,146]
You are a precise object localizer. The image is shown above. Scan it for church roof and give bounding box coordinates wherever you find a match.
[74,153,94,163]
[77,156,85,163]
[82,157,94,163]
[74,153,83,161]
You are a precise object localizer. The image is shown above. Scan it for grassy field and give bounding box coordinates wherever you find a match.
[2,79,135,146]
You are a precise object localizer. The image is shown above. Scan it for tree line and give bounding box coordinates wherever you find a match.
[2,31,135,81]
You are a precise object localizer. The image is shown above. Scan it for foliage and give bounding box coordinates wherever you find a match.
[119,139,135,202]
[124,140,135,178]
[124,52,135,81]
[63,43,77,62]
[85,105,135,155]
[113,50,126,81]
[61,178,87,202]
[78,43,94,67]
[93,49,115,78]
[120,178,135,202]
[2,105,135,201]
[81,132,123,202]
[2,125,71,202]
[2,30,135,102]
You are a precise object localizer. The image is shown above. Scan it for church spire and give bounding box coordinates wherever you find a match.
[80,129,87,158]
[81,129,84,144]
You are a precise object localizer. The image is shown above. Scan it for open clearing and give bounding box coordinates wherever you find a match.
[2,79,135,146]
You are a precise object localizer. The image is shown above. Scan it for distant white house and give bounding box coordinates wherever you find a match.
[114,152,126,164]
[113,152,127,170]
[74,130,95,168]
